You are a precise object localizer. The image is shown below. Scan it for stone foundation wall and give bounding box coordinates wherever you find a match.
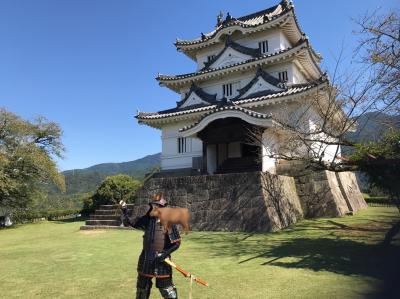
[276,162,368,218]
[336,172,368,211]
[125,164,367,232]
[129,172,303,232]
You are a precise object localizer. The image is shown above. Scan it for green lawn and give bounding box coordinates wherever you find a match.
[1,207,399,299]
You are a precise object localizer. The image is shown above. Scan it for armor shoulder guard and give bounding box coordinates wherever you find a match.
[168,224,181,243]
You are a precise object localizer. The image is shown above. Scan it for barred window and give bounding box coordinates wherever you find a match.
[223,83,233,97]
[258,40,269,54]
[207,55,215,62]
[278,71,288,82]
[178,137,188,153]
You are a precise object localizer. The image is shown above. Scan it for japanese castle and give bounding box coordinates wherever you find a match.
[137,0,336,176]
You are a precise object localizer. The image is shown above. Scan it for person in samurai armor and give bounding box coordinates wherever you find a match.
[119,194,181,299]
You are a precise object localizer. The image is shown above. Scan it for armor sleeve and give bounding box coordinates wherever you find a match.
[132,215,151,230]
[121,208,151,230]
[164,241,180,256]
[156,239,180,262]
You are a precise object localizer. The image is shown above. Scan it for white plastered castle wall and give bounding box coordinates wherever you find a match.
[292,63,307,84]
[257,101,342,164]
[195,28,291,70]
[161,122,203,170]
[236,28,287,51]
[307,110,342,163]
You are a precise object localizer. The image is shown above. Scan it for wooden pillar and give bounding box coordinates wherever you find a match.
[202,142,207,174]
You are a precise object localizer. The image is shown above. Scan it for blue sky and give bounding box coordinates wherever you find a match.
[0,0,396,170]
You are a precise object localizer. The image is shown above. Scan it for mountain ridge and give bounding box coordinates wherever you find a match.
[60,153,161,195]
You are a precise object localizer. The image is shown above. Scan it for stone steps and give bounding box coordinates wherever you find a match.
[86,219,121,226]
[80,204,136,230]
[90,215,120,220]
[95,210,119,215]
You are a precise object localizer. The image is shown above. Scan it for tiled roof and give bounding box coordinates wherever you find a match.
[234,83,319,105]
[158,39,308,82]
[137,75,328,121]
[175,1,292,46]
[179,104,272,132]
[137,104,217,120]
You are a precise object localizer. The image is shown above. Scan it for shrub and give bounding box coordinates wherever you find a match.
[91,175,142,210]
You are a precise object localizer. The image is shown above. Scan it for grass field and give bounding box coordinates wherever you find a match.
[1,207,399,299]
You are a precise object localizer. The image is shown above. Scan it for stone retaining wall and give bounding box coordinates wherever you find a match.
[129,172,302,232]
[125,166,367,232]
[276,162,368,218]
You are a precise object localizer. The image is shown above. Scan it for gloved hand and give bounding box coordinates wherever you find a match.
[119,200,127,210]
[154,252,168,264]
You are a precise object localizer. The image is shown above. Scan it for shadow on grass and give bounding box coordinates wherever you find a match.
[189,217,400,298]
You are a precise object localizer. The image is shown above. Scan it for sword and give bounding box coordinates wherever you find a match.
[164,258,209,287]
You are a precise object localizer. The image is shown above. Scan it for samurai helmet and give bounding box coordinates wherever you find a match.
[150,193,167,207]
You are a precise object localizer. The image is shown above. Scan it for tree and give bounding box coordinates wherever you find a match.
[0,108,65,213]
[350,128,400,245]
[350,129,400,210]
[355,8,400,114]
[248,8,399,173]
[91,174,142,209]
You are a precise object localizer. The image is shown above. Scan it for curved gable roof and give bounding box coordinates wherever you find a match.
[202,38,262,70]
[179,104,274,137]
[176,84,217,108]
[235,68,286,99]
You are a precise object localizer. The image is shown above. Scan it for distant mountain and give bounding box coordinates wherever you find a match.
[343,112,399,192]
[60,153,161,194]
[346,112,400,143]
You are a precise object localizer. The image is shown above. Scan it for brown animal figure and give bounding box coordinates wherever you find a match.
[149,206,190,234]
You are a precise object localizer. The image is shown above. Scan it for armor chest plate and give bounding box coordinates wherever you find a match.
[150,222,166,252]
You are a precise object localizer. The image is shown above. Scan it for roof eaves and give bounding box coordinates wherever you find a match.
[179,104,272,132]
[158,39,307,83]
[138,76,329,121]
[175,1,292,47]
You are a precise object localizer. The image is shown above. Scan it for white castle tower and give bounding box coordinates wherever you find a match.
[137,0,339,177]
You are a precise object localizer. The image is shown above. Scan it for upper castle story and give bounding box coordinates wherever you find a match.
[176,1,310,70]
[154,0,325,109]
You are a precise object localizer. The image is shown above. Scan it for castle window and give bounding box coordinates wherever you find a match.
[207,55,215,62]
[223,83,233,98]
[178,137,188,153]
[259,40,269,54]
[278,71,288,82]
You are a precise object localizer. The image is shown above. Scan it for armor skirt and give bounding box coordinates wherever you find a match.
[137,250,173,278]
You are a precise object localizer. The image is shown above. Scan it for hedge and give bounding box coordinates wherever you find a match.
[11,209,82,223]
[365,197,396,206]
